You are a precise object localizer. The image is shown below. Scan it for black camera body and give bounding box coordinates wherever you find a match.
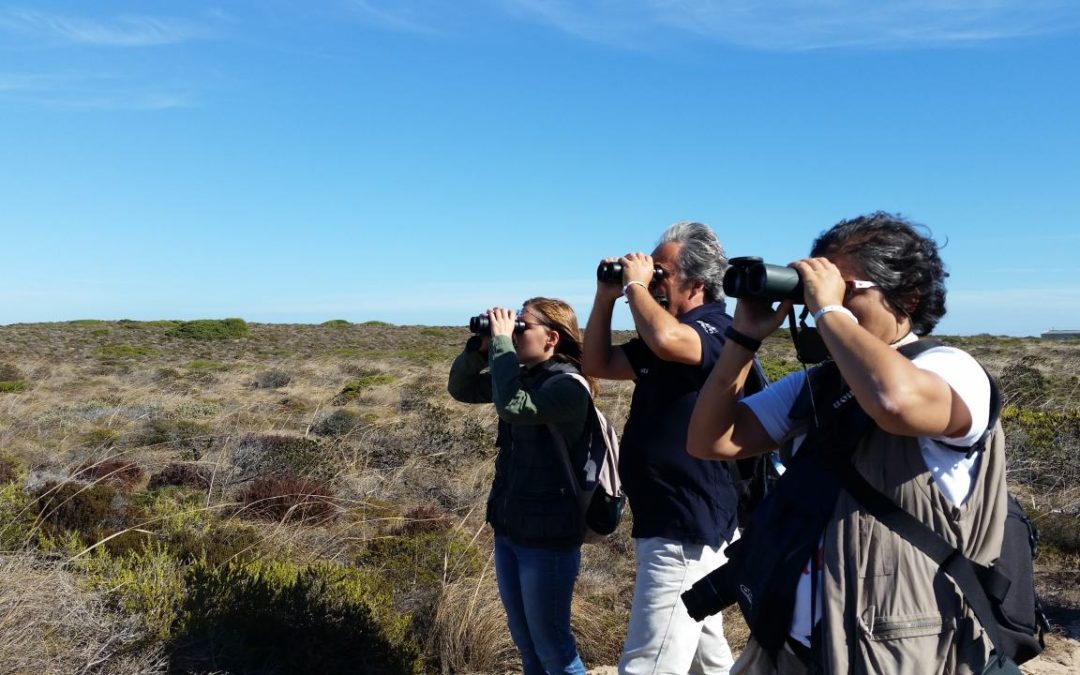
[469,315,526,335]
[722,256,804,303]
[596,261,666,284]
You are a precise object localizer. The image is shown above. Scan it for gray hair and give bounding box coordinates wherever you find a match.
[658,221,728,302]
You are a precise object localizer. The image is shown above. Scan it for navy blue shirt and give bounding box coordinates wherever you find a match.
[618,302,738,546]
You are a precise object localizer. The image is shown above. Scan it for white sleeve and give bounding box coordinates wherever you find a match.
[741,370,807,445]
[911,346,991,447]
[911,346,991,507]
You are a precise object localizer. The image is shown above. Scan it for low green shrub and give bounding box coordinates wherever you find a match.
[169,318,249,341]
[1002,406,1080,489]
[232,433,332,480]
[174,559,421,674]
[81,543,185,642]
[0,380,27,393]
[333,373,398,404]
[165,520,264,565]
[80,427,121,448]
[185,359,229,372]
[322,319,352,327]
[358,509,482,591]
[359,320,393,327]
[32,481,126,543]
[758,356,801,383]
[69,319,107,326]
[0,481,36,549]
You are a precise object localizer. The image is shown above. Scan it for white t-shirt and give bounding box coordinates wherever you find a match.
[741,341,991,646]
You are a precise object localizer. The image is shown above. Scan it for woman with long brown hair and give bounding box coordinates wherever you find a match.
[448,297,594,675]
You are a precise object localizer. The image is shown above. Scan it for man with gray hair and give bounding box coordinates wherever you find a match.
[584,221,746,674]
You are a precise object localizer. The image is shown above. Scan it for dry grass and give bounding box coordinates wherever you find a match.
[0,321,1076,673]
[0,554,167,674]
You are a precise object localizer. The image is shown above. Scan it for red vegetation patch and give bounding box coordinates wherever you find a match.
[390,503,453,536]
[73,458,145,490]
[235,476,337,524]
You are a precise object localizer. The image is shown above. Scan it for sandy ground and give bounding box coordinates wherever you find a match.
[582,634,1080,674]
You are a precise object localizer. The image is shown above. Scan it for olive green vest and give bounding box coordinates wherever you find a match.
[734,423,1008,675]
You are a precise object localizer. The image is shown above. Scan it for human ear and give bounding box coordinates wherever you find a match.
[546,329,560,351]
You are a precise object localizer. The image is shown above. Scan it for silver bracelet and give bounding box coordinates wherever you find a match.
[813,305,859,324]
[622,280,648,302]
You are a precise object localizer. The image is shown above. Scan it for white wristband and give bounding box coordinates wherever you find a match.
[813,305,859,325]
[622,280,648,301]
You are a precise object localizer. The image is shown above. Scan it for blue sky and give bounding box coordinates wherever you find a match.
[1,1,1078,336]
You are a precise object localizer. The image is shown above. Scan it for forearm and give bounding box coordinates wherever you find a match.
[687,341,760,459]
[447,348,492,403]
[583,293,618,377]
[817,312,954,435]
[624,284,701,364]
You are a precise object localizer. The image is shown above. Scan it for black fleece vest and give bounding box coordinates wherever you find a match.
[487,360,584,548]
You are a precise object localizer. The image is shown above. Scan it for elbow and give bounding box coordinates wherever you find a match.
[687,440,738,461]
[649,328,692,364]
[580,359,600,378]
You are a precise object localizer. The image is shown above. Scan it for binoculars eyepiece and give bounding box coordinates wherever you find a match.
[469,315,526,335]
[597,261,665,284]
[722,256,804,303]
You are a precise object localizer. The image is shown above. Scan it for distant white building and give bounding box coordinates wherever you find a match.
[1041,329,1080,340]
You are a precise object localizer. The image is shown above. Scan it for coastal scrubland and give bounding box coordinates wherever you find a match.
[0,320,1076,673]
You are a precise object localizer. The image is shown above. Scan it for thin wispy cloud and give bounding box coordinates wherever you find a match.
[0,8,213,47]
[345,0,445,35]
[495,0,1080,51]
[0,71,196,110]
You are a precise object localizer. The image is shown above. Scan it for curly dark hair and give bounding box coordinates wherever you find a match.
[810,212,948,335]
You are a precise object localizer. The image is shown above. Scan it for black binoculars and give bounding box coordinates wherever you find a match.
[469,315,526,335]
[596,261,665,284]
[722,256,804,303]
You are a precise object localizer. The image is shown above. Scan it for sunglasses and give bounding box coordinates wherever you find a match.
[844,279,878,299]
[517,307,551,329]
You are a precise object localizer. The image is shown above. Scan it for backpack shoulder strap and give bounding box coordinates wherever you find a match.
[829,456,1016,667]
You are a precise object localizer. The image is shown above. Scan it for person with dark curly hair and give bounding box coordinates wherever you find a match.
[688,212,1008,674]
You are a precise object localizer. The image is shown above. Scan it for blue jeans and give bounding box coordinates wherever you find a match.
[494,534,586,675]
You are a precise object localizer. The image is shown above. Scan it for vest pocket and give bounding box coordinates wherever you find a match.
[858,514,897,577]
[865,613,948,640]
[857,608,957,675]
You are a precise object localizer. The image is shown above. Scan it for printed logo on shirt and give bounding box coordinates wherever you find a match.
[638,368,649,376]
[696,320,718,335]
